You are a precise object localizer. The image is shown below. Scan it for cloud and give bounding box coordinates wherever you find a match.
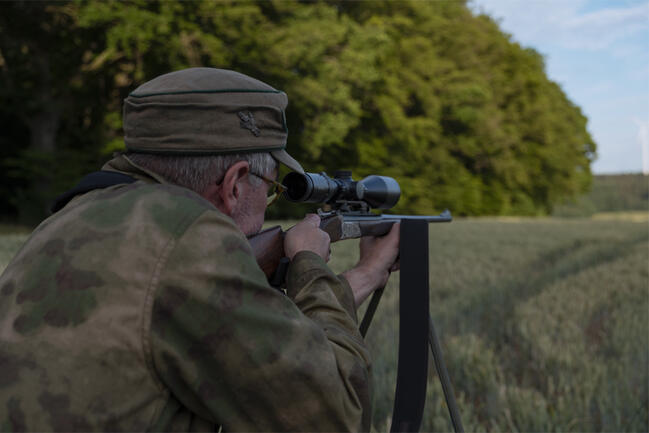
[470,0,649,52]
[562,4,649,50]
[630,64,649,81]
[469,0,583,44]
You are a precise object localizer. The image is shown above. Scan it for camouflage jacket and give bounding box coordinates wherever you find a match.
[0,155,372,432]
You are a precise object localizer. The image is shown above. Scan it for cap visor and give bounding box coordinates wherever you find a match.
[271,149,305,174]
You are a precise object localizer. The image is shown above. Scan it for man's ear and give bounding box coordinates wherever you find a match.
[201,160,250,215]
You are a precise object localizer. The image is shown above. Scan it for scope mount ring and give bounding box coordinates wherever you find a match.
[317,200,375,218]
[333,200,371,215]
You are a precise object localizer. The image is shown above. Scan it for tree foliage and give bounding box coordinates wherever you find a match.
[0,0,596,222]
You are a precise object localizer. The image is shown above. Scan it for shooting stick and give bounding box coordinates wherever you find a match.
[360,219,464,433]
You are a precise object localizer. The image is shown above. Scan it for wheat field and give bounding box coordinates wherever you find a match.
[326,214,649,432]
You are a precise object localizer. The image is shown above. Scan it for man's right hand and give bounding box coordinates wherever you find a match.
[284,214,331,261]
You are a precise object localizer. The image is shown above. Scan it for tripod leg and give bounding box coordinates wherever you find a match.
[360,285,385,338]
[429,315,465,433]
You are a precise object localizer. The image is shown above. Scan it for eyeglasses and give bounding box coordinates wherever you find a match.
[250,172,287,206]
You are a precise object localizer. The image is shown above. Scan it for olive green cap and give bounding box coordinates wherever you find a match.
[123,67,304,174]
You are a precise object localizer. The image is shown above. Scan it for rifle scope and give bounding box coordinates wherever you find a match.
[282,170,401,209]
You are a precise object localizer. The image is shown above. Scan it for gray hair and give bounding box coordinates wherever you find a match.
[125,151,277,194]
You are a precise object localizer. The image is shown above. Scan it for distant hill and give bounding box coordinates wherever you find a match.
[553,173,648,216]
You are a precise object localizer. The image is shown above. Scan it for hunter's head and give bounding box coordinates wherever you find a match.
[121,68,304,235]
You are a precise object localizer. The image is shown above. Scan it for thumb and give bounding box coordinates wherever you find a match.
[303,213,321,227]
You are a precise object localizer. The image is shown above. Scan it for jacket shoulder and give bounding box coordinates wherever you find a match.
[54,181,217,236]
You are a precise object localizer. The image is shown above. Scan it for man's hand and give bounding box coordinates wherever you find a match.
[284,214,331,261]
[342,223,400,307]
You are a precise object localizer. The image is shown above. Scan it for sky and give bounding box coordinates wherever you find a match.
[469,0,649,174]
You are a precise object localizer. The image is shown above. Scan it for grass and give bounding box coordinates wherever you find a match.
[1,214,647,432]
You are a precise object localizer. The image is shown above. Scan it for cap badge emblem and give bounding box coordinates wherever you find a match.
[238,111,261,137]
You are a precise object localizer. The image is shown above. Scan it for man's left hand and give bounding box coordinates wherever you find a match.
[342,223,400,307]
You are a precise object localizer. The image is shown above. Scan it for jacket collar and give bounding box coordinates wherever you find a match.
[101,153,169,185]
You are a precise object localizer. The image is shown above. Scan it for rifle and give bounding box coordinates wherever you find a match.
[247,169,463,433]
[247,170,451,284]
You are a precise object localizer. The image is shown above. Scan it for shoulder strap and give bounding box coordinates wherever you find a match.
[50,171,137,213]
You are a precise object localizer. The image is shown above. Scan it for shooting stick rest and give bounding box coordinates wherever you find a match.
[360,219,464,433]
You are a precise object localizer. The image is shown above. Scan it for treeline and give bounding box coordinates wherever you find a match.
[553,174,649,217]
[0,0,596,223]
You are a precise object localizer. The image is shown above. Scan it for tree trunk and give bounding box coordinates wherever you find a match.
[27,110,60,152]
[22,52,63,153]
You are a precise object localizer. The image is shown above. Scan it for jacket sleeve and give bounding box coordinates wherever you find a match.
[148,210,372,432]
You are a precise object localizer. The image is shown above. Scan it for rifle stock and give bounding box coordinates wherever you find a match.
[247,225,285,280]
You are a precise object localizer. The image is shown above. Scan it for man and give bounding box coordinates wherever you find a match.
[0,68,399,431]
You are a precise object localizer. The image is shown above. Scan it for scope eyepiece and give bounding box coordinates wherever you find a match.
[282,171,401,210]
